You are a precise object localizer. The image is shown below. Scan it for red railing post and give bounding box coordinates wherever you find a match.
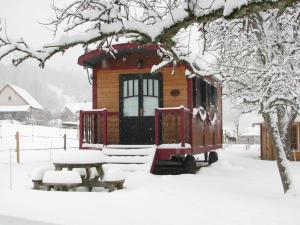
[79,110,84,148]
[189,110,193,147]
[94,113,98,144]
[155,108,159,146]
[180,107,185,147]
[102,110,108,146]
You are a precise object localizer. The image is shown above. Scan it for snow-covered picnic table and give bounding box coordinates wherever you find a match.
[53,150,105,180]
[32,150,125,192]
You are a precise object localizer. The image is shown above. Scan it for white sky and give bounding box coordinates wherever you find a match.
[0,0,83,72]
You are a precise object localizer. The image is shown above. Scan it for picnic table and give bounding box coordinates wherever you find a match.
[53,150,105,186]
[35,150,124,192]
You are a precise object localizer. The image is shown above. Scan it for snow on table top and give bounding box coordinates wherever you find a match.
[53,150,105,164]
[43,171,82,184]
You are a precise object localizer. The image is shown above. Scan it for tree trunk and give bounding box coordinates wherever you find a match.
[262,112,294,194]
[276,106,298,160]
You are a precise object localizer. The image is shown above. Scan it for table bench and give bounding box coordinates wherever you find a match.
[42,171,82,192]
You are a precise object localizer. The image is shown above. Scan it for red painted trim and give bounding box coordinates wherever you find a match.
[150,149,158,173]
[92,68,97,109]
[92,63,185,71]
[155,108,159,146]
[79,110,83,148]
[180,107,185,147]
[187,78,193,148]
[78,43,159,66]
[189,112,193,148]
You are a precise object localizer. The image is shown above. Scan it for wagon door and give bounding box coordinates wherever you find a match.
[120,73,162,144]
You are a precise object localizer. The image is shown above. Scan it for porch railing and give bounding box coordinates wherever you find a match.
[155,106,192,147]
[79,109,107,148]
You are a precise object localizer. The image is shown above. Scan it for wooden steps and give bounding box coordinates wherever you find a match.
[102,145,156,172]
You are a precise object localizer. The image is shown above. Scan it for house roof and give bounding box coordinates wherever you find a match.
[0,84,43,110]
[63,102,92,114]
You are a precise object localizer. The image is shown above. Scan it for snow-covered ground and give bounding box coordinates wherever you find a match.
[0,123,299,225]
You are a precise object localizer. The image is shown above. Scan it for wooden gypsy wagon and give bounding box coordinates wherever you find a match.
[78,43,223,174]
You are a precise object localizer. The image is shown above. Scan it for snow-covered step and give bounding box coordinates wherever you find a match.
[106,145,155,149]
[104,155,151,164]
[103,148,154,156]
[103,163,150,172]
[102,145,156,172]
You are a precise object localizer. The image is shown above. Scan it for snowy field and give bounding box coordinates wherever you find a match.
[0,123,299,225]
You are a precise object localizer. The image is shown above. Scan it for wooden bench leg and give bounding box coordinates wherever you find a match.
[33,182,39,190]
[46,185,51,191]
[116,182,123,190]
[105,183,115,192]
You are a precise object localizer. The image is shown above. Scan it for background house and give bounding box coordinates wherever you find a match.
[0,83,44,124]
[61,102,92,122]
[239,126,260,145]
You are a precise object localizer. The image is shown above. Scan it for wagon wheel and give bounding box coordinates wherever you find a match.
[208,151,218,164]
[183,155,197,174]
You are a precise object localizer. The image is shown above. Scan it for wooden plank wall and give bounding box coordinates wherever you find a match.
[261,124,300,161]
[192,83,222,148]
[96,65,188,144]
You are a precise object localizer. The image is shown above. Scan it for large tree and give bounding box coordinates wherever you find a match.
[202,5,300,193]
[0,0,299,194]
[0,0,298,69]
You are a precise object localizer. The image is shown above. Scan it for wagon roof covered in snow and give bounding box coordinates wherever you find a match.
[78,43,159,68]
[0,84,43,110]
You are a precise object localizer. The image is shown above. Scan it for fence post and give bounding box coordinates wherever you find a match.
[63,134,67,150]
[15,132,20,163]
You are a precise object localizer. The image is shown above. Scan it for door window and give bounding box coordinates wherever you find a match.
[123,79,139,116]
[122,75,160,117]
[143,79,159,116]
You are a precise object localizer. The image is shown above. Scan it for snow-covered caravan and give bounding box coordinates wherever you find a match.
[77,43,223,174]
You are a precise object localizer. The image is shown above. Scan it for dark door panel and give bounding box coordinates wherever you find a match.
[120,73,162,144]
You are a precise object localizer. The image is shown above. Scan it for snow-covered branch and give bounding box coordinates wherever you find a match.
[0,0,298,68]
